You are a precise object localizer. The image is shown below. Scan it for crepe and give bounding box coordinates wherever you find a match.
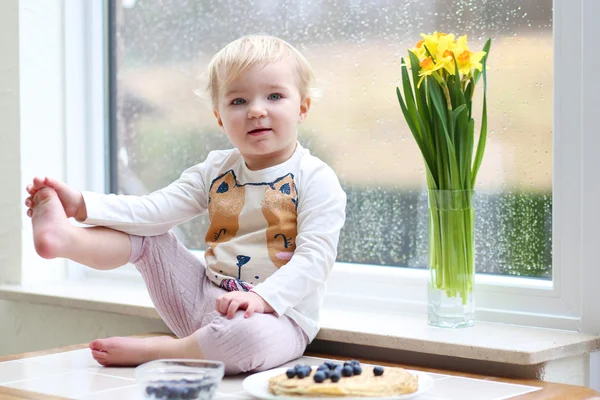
[268,366,418,397]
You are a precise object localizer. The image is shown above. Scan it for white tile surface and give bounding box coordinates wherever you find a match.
[215,392,253,399]
[4,370,135,398]
[422,376,541,400]
[85,365,137,380]
[18,348,99,370]
[218,374,250,394]
[79,384,142,400]
[0,360,73,385]
[0,351,543,400]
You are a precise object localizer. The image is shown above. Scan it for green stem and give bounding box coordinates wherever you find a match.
[428,190,475,304]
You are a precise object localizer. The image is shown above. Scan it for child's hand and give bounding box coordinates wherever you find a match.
[215,291,275,319]
[25,176,87,221]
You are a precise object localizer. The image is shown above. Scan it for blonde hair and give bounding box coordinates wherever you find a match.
[204,35,316,108]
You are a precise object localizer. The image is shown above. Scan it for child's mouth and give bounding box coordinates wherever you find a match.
[248,128,271,136]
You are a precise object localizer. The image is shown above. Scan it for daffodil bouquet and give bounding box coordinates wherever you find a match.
[397,33,491,311]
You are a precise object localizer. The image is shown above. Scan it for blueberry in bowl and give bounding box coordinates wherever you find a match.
[136,359,225,400]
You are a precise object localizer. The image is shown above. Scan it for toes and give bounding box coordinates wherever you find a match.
[32,176,46,190]
[45,177,62,190]
[32,187,55,206]
[90,339,108,352]
[92,349,107,357]
[92,350,110,366]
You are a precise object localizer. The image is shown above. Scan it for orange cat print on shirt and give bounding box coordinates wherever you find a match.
[262,173,298,269]
[205,170,246,258]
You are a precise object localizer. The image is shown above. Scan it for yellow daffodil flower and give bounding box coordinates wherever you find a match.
[408,32,488,82]
[409,39,426,59]
[417,56,445,87]
[433,34,457,75]
[456,50,487,75]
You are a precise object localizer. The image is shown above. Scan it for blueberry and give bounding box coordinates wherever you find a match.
[373,366,384,376]
[185,387,200,400]
[352,365,362,375]
[325,361,336,369]
[286,368,296,378]
[313,371,326,383]
[155,386,168,398]
[322,369,331,378]
[294,364,304,371]
[179,387,192,400]
[297,369,307,379]
[166,387,179,399]
[350,359,361,366]
[317,365,328,371]
[145,386,155,396]
[330,372,341,383]
[342,365,354,377]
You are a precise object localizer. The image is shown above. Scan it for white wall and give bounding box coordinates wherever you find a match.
[0,0,22,285]
[0,300,169,357]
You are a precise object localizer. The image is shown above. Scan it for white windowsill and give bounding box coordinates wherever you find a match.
[1,280,598,367]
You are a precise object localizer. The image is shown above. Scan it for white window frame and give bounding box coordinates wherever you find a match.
[64,0,112,281]
[64,0,600,332]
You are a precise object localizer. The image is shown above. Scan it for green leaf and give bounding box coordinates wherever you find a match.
[396,87,435,175]
[471,46,489,187]
[427,81,449,136]
[451,57,466,108]
[428,78,461,190]
[451,104,467,126]
[473,38,492,86]
[408,51,433,154]
[464,79,474,120]
[463,119,475,189]
[451,104,469,189]
[401,57,432,162]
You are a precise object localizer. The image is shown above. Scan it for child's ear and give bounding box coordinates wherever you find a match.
[298,97,311,124]
[213,109,225,130]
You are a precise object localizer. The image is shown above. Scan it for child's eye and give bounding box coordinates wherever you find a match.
[231,98,246,105]
[268,93,282,100]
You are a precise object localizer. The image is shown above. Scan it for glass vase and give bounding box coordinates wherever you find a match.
[427,189,475,328]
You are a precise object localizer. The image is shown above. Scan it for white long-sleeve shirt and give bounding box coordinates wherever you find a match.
[81,143,347,341]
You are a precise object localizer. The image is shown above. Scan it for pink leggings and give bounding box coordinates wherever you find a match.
[129,232,308,375]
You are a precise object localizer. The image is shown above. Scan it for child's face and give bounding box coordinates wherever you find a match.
[213,58,310,170]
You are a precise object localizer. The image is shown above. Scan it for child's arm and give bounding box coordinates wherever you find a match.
[250,163,347,317]
[81,163,209,236]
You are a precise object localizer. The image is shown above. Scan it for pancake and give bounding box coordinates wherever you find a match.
[268,365,418,397]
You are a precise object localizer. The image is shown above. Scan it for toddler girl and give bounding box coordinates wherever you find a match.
[25,35,346,375]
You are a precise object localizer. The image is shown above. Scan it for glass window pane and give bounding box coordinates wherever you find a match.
[111,0,552,278]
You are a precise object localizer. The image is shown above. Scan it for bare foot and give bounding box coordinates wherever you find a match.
[25,176,85,220]
[89,336,203,367]
[31,188,75,259]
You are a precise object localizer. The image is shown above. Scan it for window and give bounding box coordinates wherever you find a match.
[110,0,552,277]
[65,0,597,331]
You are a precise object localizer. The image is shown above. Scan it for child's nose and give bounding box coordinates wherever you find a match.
[247,101,267,119]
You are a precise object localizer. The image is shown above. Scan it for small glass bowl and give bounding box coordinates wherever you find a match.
[135,359,225,400]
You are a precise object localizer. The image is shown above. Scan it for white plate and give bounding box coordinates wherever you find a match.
[242,367,434,400]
